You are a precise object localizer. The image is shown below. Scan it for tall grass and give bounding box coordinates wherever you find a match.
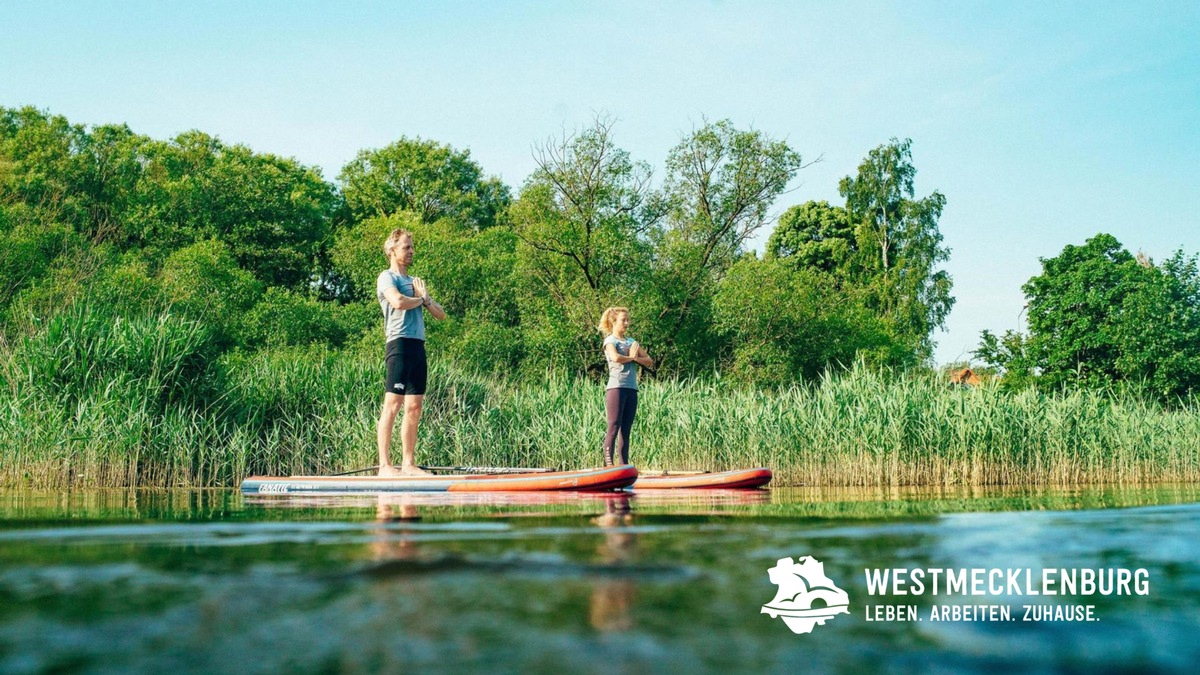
[2,308,1199,488]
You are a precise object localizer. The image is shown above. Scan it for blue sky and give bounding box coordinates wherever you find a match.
[3,1,1197,364]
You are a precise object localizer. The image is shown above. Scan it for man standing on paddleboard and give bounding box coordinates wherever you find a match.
[376,228,446,477]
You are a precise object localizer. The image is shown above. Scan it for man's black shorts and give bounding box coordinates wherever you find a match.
[384,338,427,396]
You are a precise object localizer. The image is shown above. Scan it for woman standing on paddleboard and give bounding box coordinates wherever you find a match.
[598,307,654,467]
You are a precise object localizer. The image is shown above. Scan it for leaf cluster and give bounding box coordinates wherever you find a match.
[977,234,1200,400]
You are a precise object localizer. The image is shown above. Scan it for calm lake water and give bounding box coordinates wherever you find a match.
[2,485,1199,674]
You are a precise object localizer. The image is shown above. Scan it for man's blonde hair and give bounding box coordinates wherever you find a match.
[384,229,413,257]
[597,307,629,335]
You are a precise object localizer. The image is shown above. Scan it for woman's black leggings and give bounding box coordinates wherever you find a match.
[603,388,638,466]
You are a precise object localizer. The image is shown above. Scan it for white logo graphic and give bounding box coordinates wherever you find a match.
[762,556,850,634]
[393,383,404,390]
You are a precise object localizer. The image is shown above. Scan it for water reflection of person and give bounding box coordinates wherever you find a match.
[590,494,637,632]
[371,494,421,561]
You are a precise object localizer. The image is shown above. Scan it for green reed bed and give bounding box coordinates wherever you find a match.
[2,309,1199,488]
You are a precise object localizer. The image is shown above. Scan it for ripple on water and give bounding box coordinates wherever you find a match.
[1,487,1199,673]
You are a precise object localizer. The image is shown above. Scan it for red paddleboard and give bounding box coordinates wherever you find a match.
[242,465,638,494]
[634,468,772,489]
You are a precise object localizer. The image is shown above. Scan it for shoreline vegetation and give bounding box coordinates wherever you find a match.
[2,309,1197,488]
[4,106,1200,489]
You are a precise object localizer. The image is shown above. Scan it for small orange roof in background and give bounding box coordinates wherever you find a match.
[949,368,981,386]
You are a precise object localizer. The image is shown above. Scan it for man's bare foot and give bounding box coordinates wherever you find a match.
[399,464,432,477]
[378,464,403,477]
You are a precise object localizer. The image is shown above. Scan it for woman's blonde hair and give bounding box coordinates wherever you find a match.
[597,307,629,335]
[383,229,413,257]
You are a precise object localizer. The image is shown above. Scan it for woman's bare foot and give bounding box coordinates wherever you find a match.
[399,464,432,476]
[378,464,403,477]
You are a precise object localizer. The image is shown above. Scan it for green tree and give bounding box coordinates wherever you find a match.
[88,253,165,318]
[78,123,154,245]
[509,116,663,372]
[1022,234,1136,389]
[0,107,154,246]
[973,329,1036,389]
[766,200,855,274]
[0,107,93,232]
[338,137,510,230]
[0,215,75,319]
[648,119,804,372]
[127,131,337,289]
[839,138,953,362]
[237,287,358,349]
[978,234,1200,398]
[1,237,102,335]
[159,239,264,346]
[713,256,895,386]
[1114,251,1200,398]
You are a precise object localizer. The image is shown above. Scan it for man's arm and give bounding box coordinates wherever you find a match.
[383,286,424,311]
[413,277,447,320]
[424,296,447,321]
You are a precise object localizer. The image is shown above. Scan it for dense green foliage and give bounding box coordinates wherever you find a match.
[759,138,955,369]
[977,234,1200,399]
[1,106,953,385]
[839,138,954,362]
[5,104,1193,488]
[338,137,510,229]
[767,200,855,274]
[509,117,663,373]
[713,259,893,384]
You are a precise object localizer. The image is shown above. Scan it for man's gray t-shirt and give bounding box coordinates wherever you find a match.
[376,270,425,342]
[604,335,638,390]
